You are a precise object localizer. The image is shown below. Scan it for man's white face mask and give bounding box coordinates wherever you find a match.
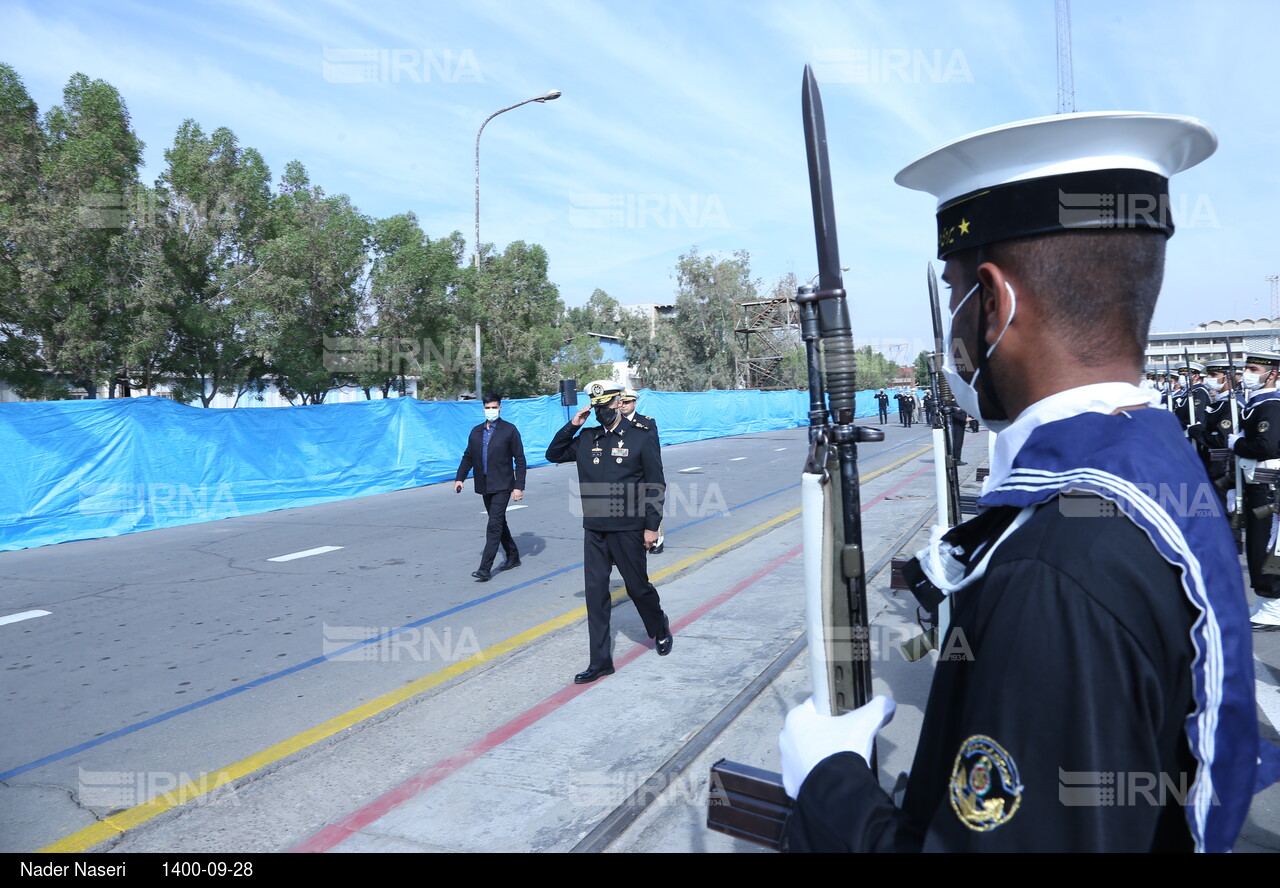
[941,280,1017,434]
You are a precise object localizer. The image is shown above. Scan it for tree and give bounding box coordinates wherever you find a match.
[156,121,273,406]
[0,63,51,396]
[854,345,899,391]
[0,70,144,397]
[624,248,757,391]
[356,214,468,399]
[563,288,622,335]
[467,240,563,398]
[253,161,370,405]
[914,349,932,387]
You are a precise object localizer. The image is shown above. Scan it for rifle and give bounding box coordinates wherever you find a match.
[927,263,961,531]
[707,64,884,850]
[1184,347,1198,433]
[897,263,963,661]
[1225,340,1244,544]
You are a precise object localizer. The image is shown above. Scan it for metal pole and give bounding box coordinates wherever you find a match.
[473,90,561,269]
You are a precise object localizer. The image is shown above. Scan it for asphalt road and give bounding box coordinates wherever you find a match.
[0,421,938,852]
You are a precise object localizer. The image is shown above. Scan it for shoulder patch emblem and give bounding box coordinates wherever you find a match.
[950,735,1024,832]
[1261,421,1271,434]
[1220,419,1232,429]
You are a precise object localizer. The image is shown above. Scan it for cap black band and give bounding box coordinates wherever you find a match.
[936,168,1172,259]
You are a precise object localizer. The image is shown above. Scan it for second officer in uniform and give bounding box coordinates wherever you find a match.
[546,380,673,683]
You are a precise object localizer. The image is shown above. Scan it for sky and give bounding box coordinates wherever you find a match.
[3,0,1277,365]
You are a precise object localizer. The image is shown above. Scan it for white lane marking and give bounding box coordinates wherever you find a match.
[678,467,702,473]
[774,448,786,451]
[1259,678,1280,733]
[730,457,747,461]
[268,546,344,562]
[0,610,51,627]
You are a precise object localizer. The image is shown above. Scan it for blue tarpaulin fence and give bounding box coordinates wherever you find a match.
[0,387,921,552]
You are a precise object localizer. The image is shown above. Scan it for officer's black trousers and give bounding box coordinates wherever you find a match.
[583,528,666,668]
[1243,483,1280,599]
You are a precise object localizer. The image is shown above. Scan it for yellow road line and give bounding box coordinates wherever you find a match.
[42,441,933,852]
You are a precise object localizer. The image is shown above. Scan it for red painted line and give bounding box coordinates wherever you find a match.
[291,544,806,853]
[292,460,937,853]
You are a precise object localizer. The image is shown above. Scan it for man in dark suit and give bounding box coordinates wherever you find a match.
[454,394,526,582]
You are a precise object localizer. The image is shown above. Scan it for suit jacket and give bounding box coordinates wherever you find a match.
[456,418,527,495]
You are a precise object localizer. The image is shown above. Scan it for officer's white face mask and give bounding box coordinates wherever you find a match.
[1243,372,1264,391]
[1205,377,1225,393]
[484,407,500,422]
[942,280,1017,434]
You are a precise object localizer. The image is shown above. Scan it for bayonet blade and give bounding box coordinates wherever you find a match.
[803,65,845,299]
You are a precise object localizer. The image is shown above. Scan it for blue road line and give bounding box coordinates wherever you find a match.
[0,433,938,782]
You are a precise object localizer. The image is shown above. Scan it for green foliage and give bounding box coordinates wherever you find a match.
[914,349,932,387]
[0,67,144,396]
[468,241,563,398]
[0,63,585,405]
[854,345,899,391]
[622,248,756,391]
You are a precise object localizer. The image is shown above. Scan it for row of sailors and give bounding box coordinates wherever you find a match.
[1145,353,1280,629]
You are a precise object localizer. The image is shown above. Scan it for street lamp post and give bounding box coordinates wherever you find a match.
[472,89,561,399]
[473,89,561,269]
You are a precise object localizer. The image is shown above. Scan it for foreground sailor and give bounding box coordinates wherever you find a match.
[546,380,672,683]
[780,112,1259,851]
[1230,352,1280,629]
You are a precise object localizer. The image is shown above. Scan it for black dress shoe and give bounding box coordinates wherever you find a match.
[654,615,673,656]
[498,557,521,572]
[471,569,491,582]
[574,664,615,684]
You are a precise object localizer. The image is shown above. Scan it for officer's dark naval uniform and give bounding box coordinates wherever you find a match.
[546,408,670,675]
[1233,383,1280,602]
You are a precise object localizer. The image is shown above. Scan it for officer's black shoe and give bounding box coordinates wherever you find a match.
[471,569,491,582]
[498,557,521,572]
[655,616,673,656]
[649,542,664,555]
[574,664,615,684]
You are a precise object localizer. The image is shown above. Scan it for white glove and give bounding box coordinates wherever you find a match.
[778,694,896,799]
[1227,432,1242,449]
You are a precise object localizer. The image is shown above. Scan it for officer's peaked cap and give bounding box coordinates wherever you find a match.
[585,379,624,405]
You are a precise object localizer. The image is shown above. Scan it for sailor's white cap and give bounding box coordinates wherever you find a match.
[894,111,1217,258]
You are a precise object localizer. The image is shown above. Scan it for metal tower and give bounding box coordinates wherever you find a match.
[1056,0,1076,114]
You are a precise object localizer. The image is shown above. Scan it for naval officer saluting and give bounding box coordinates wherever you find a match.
[546,380,672,683]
